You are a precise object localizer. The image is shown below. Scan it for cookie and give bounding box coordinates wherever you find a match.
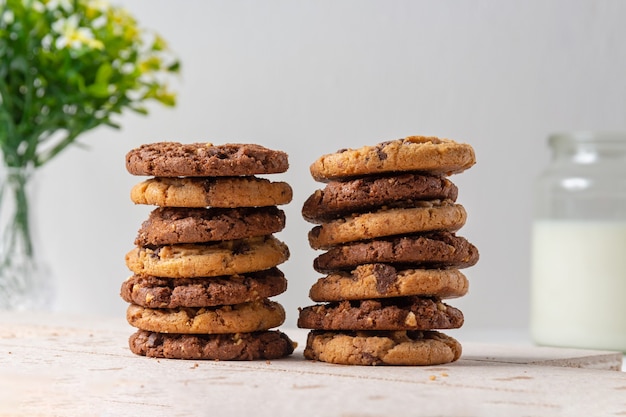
[135,206,286,246]
[309,136,476,181]
[313,232,479,273]
[297,297,464,331]
[126,142,289,177]
[127,299,285,334]
[125,235,289,278]
[129,329,296,360]
[309,264,469,302]
[303,330,462,366]
[120,268,288,308]
[308,202,467,250]
[130,176,293,208]
[302,174,458,223]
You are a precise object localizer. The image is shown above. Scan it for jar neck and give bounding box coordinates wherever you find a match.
[549,132,626,164]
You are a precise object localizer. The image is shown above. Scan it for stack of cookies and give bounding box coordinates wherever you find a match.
[298,136,478,366]
[121,142,296,360]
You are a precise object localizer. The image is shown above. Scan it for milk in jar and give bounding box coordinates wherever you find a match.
[530,132,626,352]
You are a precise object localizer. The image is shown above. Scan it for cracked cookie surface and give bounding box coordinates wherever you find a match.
[303,330,462,365]
[127,299,285,334]
[309,264,469,302]
[302,174,458,224]
[135,206,286,246]
[308,202,467,250]
[297,297,464,331]
[309,136,476,181]
[126,142,289,177]
[313,232,479,273]
[130,176,293,208]
[125,236,289,278]
[129,329,296,360]
[120,268,287,308]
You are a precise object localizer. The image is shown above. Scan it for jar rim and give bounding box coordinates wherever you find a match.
[549,131,626,147]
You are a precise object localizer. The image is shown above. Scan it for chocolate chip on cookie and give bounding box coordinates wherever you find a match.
[126,142,289,177]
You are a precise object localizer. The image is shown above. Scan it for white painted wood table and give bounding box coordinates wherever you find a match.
[0,312,624,417]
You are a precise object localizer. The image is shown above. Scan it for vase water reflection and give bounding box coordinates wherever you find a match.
[0,165,53,310]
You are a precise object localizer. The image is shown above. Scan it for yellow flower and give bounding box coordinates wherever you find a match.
[51,15,104,50]
[139,56,162,73]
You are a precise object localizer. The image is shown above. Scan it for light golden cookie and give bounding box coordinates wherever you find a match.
[308,202,467,250]
[303,330,462,366]
[126,299,285,334]
[125,236,289,278]
[130,176,293,208]
[309,136,476,181]
[309,264,469,302]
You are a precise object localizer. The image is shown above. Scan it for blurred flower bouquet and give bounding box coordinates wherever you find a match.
[0,0,179,309]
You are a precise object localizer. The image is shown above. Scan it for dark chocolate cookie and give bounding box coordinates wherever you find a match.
[129,329,296,360]
[135,206,286,246]
[313,232,479,273]
[120,268,288,308]
[126,142,289,177]
[302,174,458,223]
[297,297,464,331]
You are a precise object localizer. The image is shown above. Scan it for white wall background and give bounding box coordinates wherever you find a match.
[36,0,626,330]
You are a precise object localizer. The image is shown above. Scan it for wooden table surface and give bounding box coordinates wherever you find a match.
[0,312,624,417]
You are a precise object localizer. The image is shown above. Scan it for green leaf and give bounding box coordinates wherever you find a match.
[95,62,113,85]
[86,83,109,98]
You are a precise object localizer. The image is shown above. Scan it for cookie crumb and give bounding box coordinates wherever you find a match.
[441,372,449,377]
[429,375,437,381]
[190,363,199,369]
[266,360,271,365]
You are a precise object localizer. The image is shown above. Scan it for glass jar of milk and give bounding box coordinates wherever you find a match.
[530,131,626,352]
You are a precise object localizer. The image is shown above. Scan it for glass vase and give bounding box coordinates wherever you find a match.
[0,165,54,310]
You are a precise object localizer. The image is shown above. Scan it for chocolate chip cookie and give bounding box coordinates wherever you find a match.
[125,235,290,278]
[303,330,461,366]
[126,142,289,177]
[127,299,286,334]
[297,297,464,331]
[120,268,288,308]
[302,174,458,223]
[309,136,476,181]
[135,206,286,246]
[308,202,467,250]
[129,329,296,360]
[309,264,469,302]
[130,176,293,208]
[313,232,479,273]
